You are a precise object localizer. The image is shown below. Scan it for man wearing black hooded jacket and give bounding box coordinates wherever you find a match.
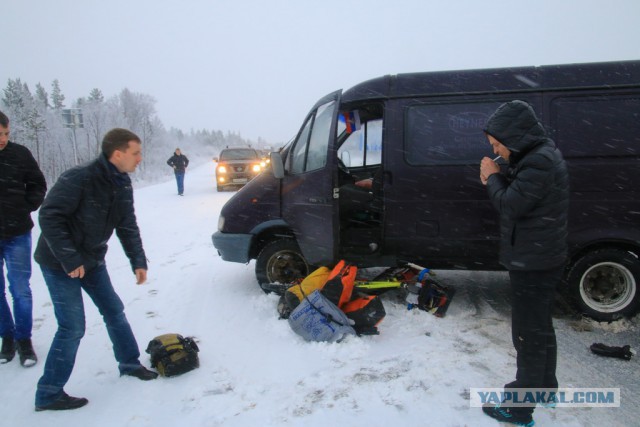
[479,100,569,426]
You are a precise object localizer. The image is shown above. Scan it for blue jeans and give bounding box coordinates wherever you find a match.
[36,264,142,406]
[0,232,33,341]
[175,171,185,194]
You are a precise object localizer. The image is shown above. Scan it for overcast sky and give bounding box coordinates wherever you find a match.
[3,0,639,144]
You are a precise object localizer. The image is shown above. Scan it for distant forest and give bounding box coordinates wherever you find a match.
[1,78,271,185]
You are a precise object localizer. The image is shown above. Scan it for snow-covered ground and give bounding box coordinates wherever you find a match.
[2,162,639,427]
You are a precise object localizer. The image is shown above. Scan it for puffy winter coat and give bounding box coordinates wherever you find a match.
[0,141,47,239]
[34,154,147,274]
[484,100,569,270]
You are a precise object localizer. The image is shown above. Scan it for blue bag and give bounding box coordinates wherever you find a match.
[288,290,356,342]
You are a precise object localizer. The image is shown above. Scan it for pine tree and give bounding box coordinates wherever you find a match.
[51,79,66,109]
[88,88,104,103]
[35,83,50,109]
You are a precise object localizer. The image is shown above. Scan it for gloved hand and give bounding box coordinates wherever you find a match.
[590,343,632,360]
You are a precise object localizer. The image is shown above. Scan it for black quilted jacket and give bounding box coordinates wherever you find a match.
[484,101,570,271]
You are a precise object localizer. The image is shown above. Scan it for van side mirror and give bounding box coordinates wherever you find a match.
[270,152,285,179]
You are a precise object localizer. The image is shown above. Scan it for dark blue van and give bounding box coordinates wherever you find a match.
[213,60,640,321]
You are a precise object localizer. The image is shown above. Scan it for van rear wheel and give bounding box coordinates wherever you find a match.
[255,239,310,289]
[566,248,640,321]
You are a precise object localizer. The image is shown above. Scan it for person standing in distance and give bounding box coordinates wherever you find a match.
[0,110,47,367]
[479,100,569,427]
[34,128,157,412]
[166,148,189,195]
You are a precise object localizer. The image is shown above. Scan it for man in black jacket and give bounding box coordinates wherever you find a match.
[34,128,157,412]
[0,111,47,367]
[166,148,189,195]
[479,101,569,426]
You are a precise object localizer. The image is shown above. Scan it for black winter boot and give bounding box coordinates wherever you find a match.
[35,392,89,411]
[121,365,158,380]
[0,336,16,363]
[17,338,37,367]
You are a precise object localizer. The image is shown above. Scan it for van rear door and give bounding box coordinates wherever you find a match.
[280,91,342,266]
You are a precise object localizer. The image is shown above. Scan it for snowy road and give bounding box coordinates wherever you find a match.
[2,161,638,427]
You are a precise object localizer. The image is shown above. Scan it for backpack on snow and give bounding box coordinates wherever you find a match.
[145,333,200,377]
[283,266,331,313]
[321,260,357,308]
[416,278,456,317]
[341,293,386,335]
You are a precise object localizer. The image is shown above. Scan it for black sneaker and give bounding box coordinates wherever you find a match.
[122,365,158,381]
[482,403,535,426]
[16,338,37,367]
[35,392,89,411]
[0,336,15,363]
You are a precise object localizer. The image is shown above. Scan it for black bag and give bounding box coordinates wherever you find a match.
[146,333,200,377]
[341,294,386,335]
[417,278,456,317]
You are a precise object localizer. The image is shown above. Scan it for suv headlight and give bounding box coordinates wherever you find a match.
[218,215,225,231]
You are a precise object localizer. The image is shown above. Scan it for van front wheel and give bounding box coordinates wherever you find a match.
[566,248,640,321]
[255,239,310,288]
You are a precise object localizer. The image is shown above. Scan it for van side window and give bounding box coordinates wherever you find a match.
[288,101,334,174]
[337,118,383,167]
[405,102,502,165]
[550,95,640,158]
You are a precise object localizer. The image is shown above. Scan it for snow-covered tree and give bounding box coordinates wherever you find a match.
[3,78,270,184]
[35,83,50,109]
[50,79,65,109]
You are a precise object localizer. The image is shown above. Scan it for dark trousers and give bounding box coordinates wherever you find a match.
[505,267,562,414]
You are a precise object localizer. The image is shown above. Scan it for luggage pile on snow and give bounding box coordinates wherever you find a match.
[268,260,455,342]
[279,260,386,341]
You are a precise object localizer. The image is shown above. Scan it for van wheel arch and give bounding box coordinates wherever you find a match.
[565,247,640,321]
[255,238,310,290]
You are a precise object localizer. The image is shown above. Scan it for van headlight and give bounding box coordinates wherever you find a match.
[252,164,261,173]
[218,216,225,231]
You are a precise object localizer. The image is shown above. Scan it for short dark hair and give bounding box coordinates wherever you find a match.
[0,111,9,127]
[102,128,141,158]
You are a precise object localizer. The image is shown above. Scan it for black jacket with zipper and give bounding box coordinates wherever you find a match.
[0,141,47,239]
[484,100,570,271]
[34,154,147,274]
